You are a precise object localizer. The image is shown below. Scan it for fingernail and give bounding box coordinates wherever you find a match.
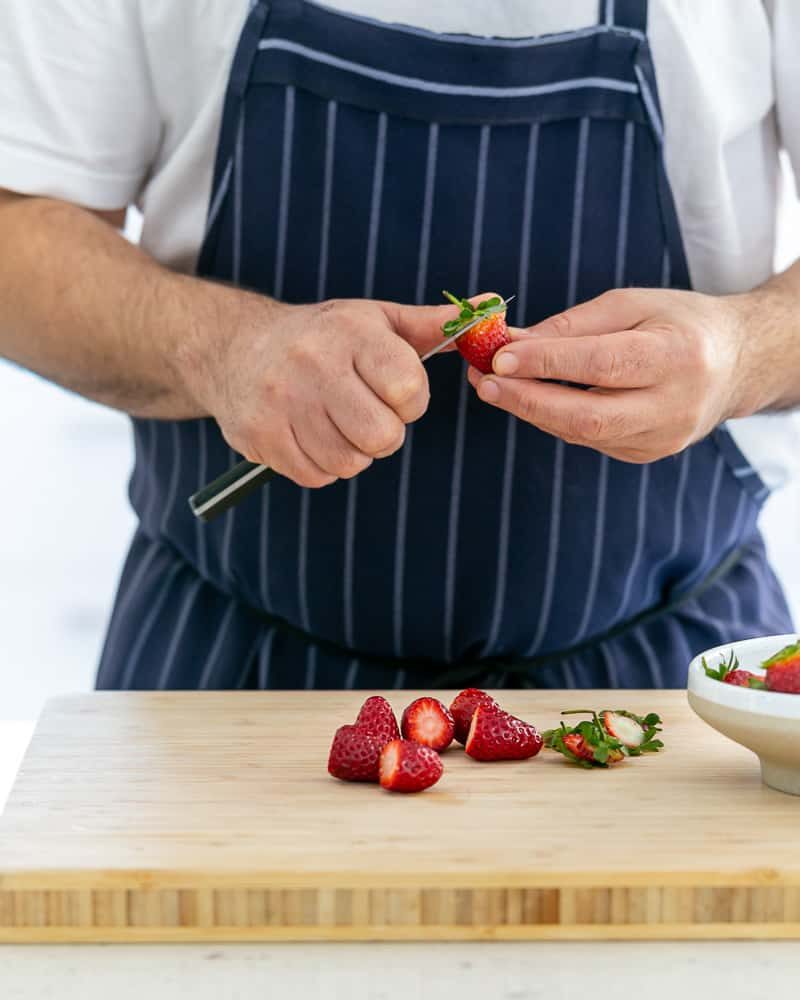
[493,351,518,375]
[478,379,500,403]
[467,366,479,387]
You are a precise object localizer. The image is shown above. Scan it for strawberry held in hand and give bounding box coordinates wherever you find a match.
[441,291,511,374]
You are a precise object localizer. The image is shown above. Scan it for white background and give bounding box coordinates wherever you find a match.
[2,176,800,723]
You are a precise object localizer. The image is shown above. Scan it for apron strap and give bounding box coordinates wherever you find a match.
[598,0,648,33]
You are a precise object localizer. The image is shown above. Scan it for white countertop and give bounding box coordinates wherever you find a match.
[2,719,798,999]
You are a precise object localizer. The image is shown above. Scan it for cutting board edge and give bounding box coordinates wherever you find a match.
[3,923,800,944]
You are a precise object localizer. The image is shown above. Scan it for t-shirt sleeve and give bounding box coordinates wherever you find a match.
[770,0,800,185]
[0,0,160,209]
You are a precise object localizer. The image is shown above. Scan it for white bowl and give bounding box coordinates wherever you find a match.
[688,633,800,796]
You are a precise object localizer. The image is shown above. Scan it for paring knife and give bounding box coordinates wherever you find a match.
[188,296,514,522]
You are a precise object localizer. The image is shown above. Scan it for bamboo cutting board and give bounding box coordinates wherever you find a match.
[1,690,799,943]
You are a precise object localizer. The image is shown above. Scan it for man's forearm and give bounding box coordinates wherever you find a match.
[0,192,270,419]
[732,258,800,416]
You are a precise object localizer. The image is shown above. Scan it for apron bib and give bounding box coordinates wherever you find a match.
[97,0,792,691]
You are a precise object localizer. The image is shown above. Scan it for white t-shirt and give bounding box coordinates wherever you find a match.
[1,0,798,487]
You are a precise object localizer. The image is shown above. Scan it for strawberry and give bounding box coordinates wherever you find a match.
[441,291,511,374]
[702,650,766,690]
[379,739,443,793]
[401,697,455,752]
[354,696,400,745]
[765,661,800,694]
[544,709,662,768]
[449,688,499,745]
[327,725,383,783]
[724,669,763,688]
[763,641,800,694]
[464,705,543,762]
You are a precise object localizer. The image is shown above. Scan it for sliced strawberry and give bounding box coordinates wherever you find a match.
[464,705,543,762]
[379,739,443,793]
[441,291,511,375]
[401,697,455,752]
[354,696,400,745]
[449,688,499,745]
[602,711,645,748]
[327,725,383,783]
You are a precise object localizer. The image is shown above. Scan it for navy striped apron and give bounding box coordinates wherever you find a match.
[97,0,793,692]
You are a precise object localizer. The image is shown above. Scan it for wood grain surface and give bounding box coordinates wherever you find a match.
[1,690,798,942]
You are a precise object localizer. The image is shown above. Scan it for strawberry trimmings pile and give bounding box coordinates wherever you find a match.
[543,710,663,768]
[327,689,542,793]
[703,641,800,694]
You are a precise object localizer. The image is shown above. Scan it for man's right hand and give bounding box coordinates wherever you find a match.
[0,190,488,489]
[182,295,450,488]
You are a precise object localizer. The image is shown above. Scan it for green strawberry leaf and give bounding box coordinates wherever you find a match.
[702,650,739,682]
[762,639,800,670]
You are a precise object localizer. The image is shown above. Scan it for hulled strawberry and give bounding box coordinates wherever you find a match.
[441,291,510,374]
[401,697,455,752]
[464,705,543,762]
[449,688,499,745]
[327,724,384,782]
[379,739,443,793]
[544,709,662,768]
[763,641,800,694]
[355,695,401,745]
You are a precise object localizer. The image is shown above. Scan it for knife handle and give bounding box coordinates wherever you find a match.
[189,460,275,522]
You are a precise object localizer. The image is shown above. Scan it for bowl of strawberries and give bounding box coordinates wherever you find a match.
[688,633,800,795]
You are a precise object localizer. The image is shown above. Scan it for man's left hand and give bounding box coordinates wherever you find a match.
[468,287,765,463]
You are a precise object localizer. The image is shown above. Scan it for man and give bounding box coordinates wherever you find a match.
[1,0,798,691]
